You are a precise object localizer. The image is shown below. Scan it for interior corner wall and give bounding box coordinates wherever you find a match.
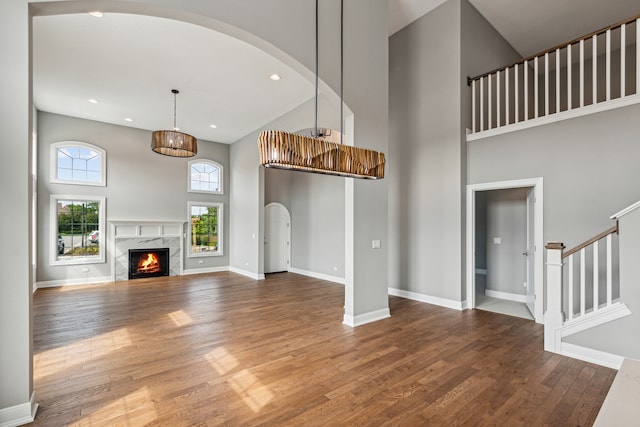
[37,112,230,283]
[388,0,463,302]
[0,0,32,414]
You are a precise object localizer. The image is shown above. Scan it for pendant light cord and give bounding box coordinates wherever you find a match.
[314,0,319,138]
[172,89,179,131]
[340,0,343,144]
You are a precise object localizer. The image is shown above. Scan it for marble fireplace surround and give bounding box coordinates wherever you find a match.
[110,221,185,282]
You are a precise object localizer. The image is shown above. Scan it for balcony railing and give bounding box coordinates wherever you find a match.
[468,15,640,140]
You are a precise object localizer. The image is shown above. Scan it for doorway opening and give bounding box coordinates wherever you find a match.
[264,203,291,274]
[466,178,544,323]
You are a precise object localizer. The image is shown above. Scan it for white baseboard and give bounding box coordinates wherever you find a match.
[183,266,229,276]
[0,391,38,427]
[35,276,112,290]
[561,342,624,370]
[561,302,632,338]
[388,287,464,311]
[288,267,345,285]
[485,289,527,303]
[343,308,390,327]
[228,267,265,281]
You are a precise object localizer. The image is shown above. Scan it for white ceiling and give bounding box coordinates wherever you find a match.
[34,3,639,146]
[33,13,314,144]
[389,0,639,57]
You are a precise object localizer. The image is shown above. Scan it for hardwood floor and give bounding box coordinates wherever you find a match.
[29,272,615,426]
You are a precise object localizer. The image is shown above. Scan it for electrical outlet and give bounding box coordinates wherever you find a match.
[198,260,204,264]
[372,240,381,249]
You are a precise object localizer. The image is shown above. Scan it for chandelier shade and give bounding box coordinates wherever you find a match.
[151,130,197,157]
[258,130,385,179]
[257,0,386,180]
[151,89,197,157]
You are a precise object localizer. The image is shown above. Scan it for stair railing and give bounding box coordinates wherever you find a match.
[468,15,640,138]
[544,222,619,352]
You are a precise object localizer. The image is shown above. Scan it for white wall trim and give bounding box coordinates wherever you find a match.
[466,177,544,323]
[0,391,38,427]
[561,302,632,338]
[35,276,112,290]
[288,267,345,285]
[228,266,265,280]
[388,287,464,311]
[343,308,390,327]
[183,266,229,276]
[561,342,624,370]
[467,94,640,142]
[611,200,640,220]
[485,289,527,303]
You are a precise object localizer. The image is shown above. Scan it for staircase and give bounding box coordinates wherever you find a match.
[544,200,640,368]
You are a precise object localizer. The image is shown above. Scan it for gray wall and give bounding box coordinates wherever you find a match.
[37,112,230,283]
[485,188,527,296]
[389,0,519,302]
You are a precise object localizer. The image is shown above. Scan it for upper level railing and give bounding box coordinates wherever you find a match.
[468,15,640,139]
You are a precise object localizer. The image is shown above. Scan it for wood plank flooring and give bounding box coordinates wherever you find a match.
[29,272,615,426]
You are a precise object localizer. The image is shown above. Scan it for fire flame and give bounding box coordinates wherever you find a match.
[137,253,160,273]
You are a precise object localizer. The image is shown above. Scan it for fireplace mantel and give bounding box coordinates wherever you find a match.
[109,220,186,281]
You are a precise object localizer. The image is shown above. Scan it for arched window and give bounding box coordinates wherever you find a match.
[51,141,106,186]
[188,159,223,194]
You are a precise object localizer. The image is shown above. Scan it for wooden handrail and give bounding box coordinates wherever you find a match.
[467,13,640,85]
[562,221,619,259]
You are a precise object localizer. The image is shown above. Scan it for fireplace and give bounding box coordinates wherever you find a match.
[128,248,170,279]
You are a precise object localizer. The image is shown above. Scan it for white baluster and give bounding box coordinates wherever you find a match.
[480,76,484,132]
[568,254,574,321]
[488,74,492,129]
[607,233,612,306]
[593,240,599,312]
[593,35,598,104]
[524,60,529,120]
[545,52,549,116]
[515,63,519,123]
[580,248,586,316]
[621,23,626,97]
[567,45,572,110]
[556,49,561,113]
[606,29,611,101]
[472,80,476,133]
[534,56,539,118]
[580,39,585,107]
[497,70,501,127]
[506,66,510,124]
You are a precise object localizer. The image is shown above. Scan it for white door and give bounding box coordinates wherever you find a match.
[525,188,535,316]
[265,203,290,273]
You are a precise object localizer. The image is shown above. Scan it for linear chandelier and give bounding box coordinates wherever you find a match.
[151,89,197,158]
[257,0,385,180]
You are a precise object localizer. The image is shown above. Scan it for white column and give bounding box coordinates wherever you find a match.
[545,243,565,353]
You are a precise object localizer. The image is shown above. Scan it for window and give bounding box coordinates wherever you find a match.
[51,196,105,265]
[188,202,223,257]
[51,141,106,186]
[188,160,222,194]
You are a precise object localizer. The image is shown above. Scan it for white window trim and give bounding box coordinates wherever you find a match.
[50,141,106,187]
[187,201,223,257]
[50,195,106,266]
[187,159,223,194]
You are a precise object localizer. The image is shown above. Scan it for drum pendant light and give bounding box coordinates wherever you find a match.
[151,89,197,158]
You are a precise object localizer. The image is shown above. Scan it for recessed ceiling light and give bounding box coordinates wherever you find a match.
[124,118,133,122]
[209,124,217,129]
[270,74,281,81]
[88,98,98,104]
[89,11,103,18]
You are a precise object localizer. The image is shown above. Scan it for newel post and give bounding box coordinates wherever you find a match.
[544,242,565,353]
